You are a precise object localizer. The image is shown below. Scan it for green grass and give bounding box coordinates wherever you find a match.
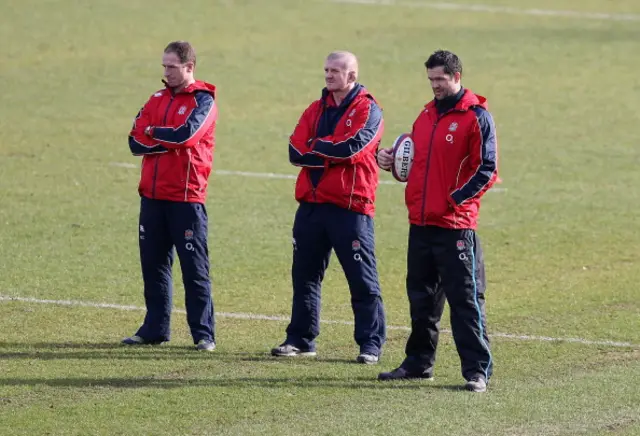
[1,0,639,434]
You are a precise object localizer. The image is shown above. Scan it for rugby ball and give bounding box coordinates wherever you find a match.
[391,133,414,183]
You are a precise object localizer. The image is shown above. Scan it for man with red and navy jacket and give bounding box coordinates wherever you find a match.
[271,51,387,364]
[123,41,218,352]
[377,50,498,392]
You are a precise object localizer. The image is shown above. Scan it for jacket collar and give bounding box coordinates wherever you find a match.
[321,83,364,108]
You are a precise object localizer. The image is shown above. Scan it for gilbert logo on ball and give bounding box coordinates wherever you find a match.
[391,133,414,182]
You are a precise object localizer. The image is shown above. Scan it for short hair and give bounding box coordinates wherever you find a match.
[425,50,462,77]
[164,41,196,66]
[326,50,359,78]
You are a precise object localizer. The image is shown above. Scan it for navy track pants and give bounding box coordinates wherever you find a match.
[285,202,386,355]
[135,197,214,343]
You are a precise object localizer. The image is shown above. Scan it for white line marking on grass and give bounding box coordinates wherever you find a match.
[110,163,397,185]
[108,163,508,192]
[331,0,640,22]
[1,295,635,348]
[215,169,297,181]
[215,169,409,186]
[109,162,138,169]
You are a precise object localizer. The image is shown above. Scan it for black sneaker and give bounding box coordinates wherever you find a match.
[378,367,434,381]
[270,343,317,357]
[121,335,166,345]
[464,377,487,392]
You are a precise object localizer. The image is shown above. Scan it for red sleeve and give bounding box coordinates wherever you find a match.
[289,102,325,167]
[128,96,168,156]
[129,96,157,147]
[289,103,318,154]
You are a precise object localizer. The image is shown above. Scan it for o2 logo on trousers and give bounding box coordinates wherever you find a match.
[185,242,195,252]
[352,239,362,261]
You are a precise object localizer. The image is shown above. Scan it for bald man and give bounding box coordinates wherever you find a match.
[271,51,387,364]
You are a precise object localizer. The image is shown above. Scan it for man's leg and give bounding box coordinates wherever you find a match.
[327,205,385,358]
[400,225,444,375]
[135,197,174,342]
[379,225,443,380]
[283,203,332,352]
[169,202,214,345]
[435,229,493,384]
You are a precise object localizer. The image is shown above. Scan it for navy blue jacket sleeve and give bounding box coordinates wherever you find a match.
[450,107,498,205]
[152,92,216,147]
[128,136,169,156]
[289,142,325,167]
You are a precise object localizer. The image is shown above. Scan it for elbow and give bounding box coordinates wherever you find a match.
[128,136,144,155]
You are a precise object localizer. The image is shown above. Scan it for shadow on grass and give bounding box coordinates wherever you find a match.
[0,341,203,360]
[0,342,469,391]
[239,356,356,365]
[0,342,124,350]
[0,375,464,391]
[0,342,365,365]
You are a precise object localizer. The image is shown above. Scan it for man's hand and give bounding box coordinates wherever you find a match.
[377,147,393,171]
[144,126,154,137]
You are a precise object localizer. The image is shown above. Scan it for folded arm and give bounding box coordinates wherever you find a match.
[288,103,325,168]
[128,104,168,156]
[310,100,383,164]
[150,92,217,149]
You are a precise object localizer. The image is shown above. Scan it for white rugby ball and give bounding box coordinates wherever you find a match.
[391,133,414,183]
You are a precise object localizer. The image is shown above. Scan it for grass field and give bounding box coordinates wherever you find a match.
[1,0,639,435]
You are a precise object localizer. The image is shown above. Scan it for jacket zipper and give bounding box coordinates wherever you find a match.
[151,96,174,199]
[420,108,465,224]
[420,119,439,225]
[308,172,317,201]
[347,162,357,210]
[184,150,192,201]
[309,101,325,202]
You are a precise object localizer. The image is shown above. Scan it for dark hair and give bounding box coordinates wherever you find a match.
[164,41,197,66]
[425,50,462,77]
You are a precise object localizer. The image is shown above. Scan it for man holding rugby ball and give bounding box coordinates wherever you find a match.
[377,50,499,392]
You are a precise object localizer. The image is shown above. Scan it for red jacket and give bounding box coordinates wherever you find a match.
[405,89,498,229]
[128,80,218,203]
[289,84,384,216]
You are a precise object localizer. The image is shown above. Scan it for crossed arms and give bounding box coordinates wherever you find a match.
[288,99,383,168]
[128,92,216,156]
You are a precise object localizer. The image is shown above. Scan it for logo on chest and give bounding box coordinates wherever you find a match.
[445,122,459,144]
[345,109,357,128]
[344,109,356,127]
[178,105,187,115]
